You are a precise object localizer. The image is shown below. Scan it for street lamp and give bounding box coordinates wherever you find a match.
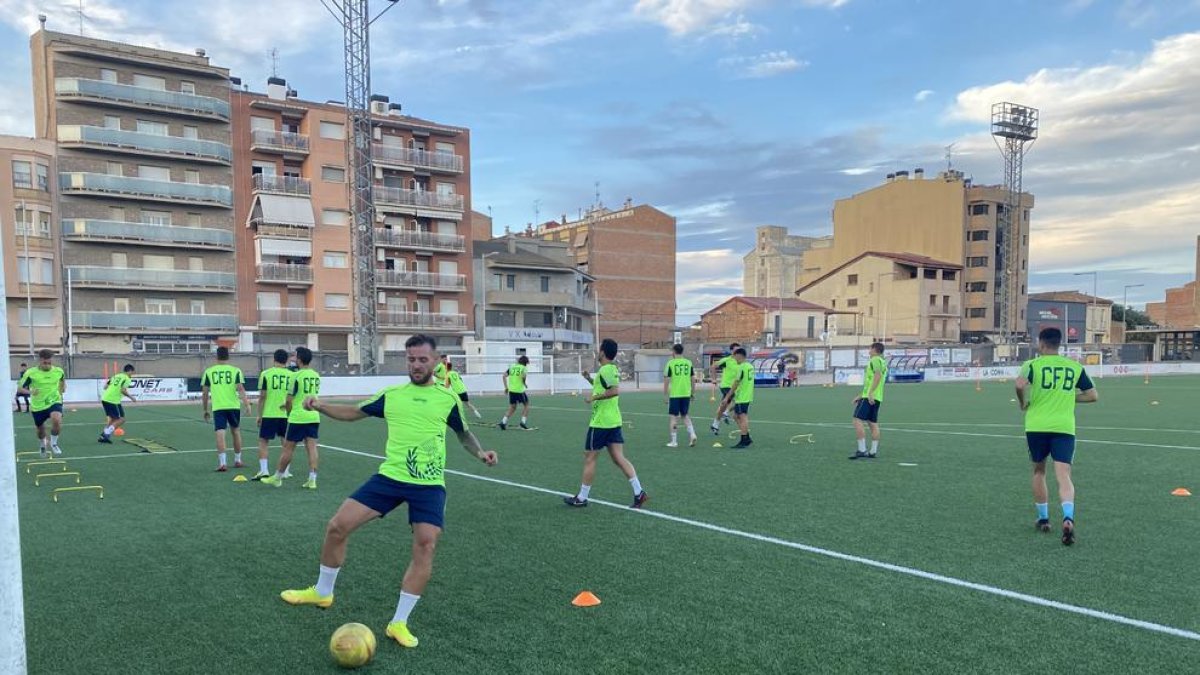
[1073,271,1098,342]
[1122,283,1144,326]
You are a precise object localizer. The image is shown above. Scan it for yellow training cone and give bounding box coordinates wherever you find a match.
[713,442,723,448]
[232,475,248,482]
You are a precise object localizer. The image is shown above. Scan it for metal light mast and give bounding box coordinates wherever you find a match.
[323,0,400,373]
[990,102,1038,346]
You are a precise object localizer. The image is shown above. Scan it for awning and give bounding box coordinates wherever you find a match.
[249,193,315,227]
[416,209,461,220]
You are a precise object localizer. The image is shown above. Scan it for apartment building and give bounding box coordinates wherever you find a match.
[700,296,833,345]
[742,226,830,298]
[532,203,676,347]
[800,169,1034,341]
[1,136,61,353]
[1146,236,1199,329]
[31,30,236,354]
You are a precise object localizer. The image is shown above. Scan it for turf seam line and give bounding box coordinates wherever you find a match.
[316,441,1200,643]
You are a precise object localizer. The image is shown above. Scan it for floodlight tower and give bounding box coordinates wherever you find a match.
[322,0,401,373]
[991,102,1038,346]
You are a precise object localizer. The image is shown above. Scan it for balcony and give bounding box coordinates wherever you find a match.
[61,219,234,250]
[67,266,235,292]
[250,220,312,240]
[378,311,467,331]
[250,129,310,156]
[372,144,464,174]
[376,269,466,292]
[253,174,311,196]
[59,172,232,208]
[374,228,465,253]
[72,311,238,332]
[57,125,231,164]
[927,304,961,317]
[256,263,314,285]
[372,186,464,215]
[486,290,598,314]
[258,307,315,325]
[54,78,231,120]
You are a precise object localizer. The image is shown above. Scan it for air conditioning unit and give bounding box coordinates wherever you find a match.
[370,101,388,115]
[372,127,382,141]
[374,167,383,180]
[375,212,386,223]
[376,249,385,262]
[377,291,386,305]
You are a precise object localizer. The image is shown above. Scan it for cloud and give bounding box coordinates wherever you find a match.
[914,89,934,102]
[719,50,806,78]
[703,13,762,40]
[676,248,745,319]
[634,0,847,35]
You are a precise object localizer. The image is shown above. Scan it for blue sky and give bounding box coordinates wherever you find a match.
[1,0,1198,323]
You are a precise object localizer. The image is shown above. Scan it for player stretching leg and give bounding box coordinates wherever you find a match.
[709,342,740,434]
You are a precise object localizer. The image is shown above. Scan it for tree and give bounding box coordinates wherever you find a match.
[1113,304,1156,329]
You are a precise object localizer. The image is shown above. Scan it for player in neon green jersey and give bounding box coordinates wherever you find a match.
[499,354,531,430]
[17,349,66,457]
[277,334,497,651]
[254,349,293,481]
[719,348,756,449]
[709,342,740,434]
[433,355,449,387]
[662,343,697,447]
[1016,327,1098,546]
[444,360,481,419]
[201,346,250,472]
[564,338,648,509]
[97,363,136,443]
[849,342,889,460]
[263,347,322,489]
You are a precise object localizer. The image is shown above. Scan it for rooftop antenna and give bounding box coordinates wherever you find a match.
[270,47,280,78]
[594,181,602,209]
[944,142,956,172]
[533,199,541,226]
[77,0,85,35]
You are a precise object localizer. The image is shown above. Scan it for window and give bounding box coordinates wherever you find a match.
[104,115,121,129]
[186,213,201,226]
[324,293,350,310]
[108,206,126,222]
[929,319,936,334]
[143,255,174,270]
[540,276,550,293]
[190,300,205,314]
[868,306,873,317]
[182,125,199,140]
[1022,234,1028,246]
[321,166,346,182]
[145,298,176,314]
[435,142,455,154]
[114,298,130,313]
[107,161,124,176]
[967,256,988,268]
[847,274,858,286]
[868,282,874,293]
[439,299,459,315]
[188,257,203,271]
[438,260,458,276]
[436,181,456,196]
[969,230,989,241]
[138,165,170,181]
[943,270,956,281]
[924,269,937,279]
[321,209,349,226]
[17,307,55,327]
[847,298,858,308]
[184,170,200,184]
[929,294,937,306]
[111,252,128,268]
[180,81,195,95]
[830,299,837,308]
[136,120,168,136]
[319,121,345,140]
[486,310,517,327]
[257,292,280,309]
[99,68,117,83]
[251,160,276,176]
[967,307,987,318]
[11,160,31,188]
[141,210,171,225]
[524,311,553,327]
[967,282,988,293]
[35,164,48,191]
[323,252,348,268]
[1021,284,1026,295]
[970,203,990,216]
[505,274,515,290]
[132,74,166,90]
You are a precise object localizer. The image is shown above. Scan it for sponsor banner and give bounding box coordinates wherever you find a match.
[930,348,952,364]
[951,349,973,364]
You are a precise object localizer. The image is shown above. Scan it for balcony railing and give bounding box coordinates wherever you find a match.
[72,311,237,332]
[250,220,313,240]
[60,172,232,207]
[371,143,464,173]
[67,266,235,291]
[258,307,315,325]
[253,174,311,196]
[256,263,314,284]
[62,219,234,249]
[57,125,231,164]
[372,186,464,212]
[927,304,962,317]
[378,311,467,330]
[374,228,465,252]
[250,129,310,154]
[376,269,466,291]
[486,289,598,313]
[54,77,231,119]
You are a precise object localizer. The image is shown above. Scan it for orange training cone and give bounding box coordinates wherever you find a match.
[571,591,601,607]
[1171,488,1192,497]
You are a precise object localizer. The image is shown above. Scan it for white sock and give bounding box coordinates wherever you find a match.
[857,439,866,454]
[712,417,719,426]
[686,420,695,437]
[275,470,285,479]
[316,564,339,597]
[234,452,242,463]
[578,484,591,501]
[259,458,269,473]
[501,416,508,424]
[41,437,49,449]
[218,452,227,467]
[870,441,879,455]
[630,476,643,495]
[103,425,115,435]
[308,470,317,480]
[50,434,59,447]
[392,591,421,624]
[670,431,677,443]
[521,416,527,425]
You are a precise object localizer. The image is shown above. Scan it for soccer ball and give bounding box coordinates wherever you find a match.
[114,428,125,437]
[330,623,376,669]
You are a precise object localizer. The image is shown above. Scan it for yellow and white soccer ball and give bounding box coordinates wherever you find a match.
[330,622,376,669]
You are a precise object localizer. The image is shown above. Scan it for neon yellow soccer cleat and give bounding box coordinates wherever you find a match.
[385,621,419,648]
[260,475,283,487]
[280,586,333,608]
[302,478,317,490]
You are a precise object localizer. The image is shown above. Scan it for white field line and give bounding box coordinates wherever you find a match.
[315,442,1200,643]
[18,448,215,462]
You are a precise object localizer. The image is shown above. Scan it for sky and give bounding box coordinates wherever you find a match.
[1,0,1198,324]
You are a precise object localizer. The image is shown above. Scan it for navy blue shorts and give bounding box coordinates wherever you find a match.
[733,402,751,416]
[350,473,447,528]
[1027,432,1076,464]
[668,397,691,416]
[720,387,731,401]
[101,401,125,419]
[213,409,241,431]
[31,404,63,428]
[285,422,320,442]
[508,392,529,406]
[853,399,881,424]
[258,417,288,440]
[584,426,624,451]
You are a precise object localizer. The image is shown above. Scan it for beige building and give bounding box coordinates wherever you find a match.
[1146,236,1199,329]
[743,226,830,298]
[1028,291,1115,343]
[801,169,1033,340]
[1,136,61,354]
[797,251,963,345]
[700,296,833,345]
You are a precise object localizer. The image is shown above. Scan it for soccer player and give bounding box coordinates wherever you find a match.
[720,348,755,449]
[499,354,531,430]
[277,334,497,650]
[1016,327,1098,546]
[14,363,29,413]
[254,349,293,481]
[445,360,482,419]
[709,342,740,434]
[434,354,449,386]
[17,349,66,458]
[663,343,697,447]
[201,346,250,472]
[263,347,321,489]
[564,338,648,509]
[849,342,888,460]
[97,364,136,444]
